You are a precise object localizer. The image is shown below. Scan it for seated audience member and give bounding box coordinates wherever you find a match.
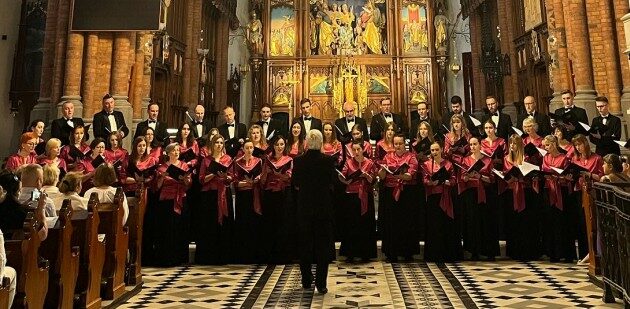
[41,165,63,210]
[83,164,129,224]
[56,172,89,219]
[0,227,16,308]
[0,171,48,240]
[16,164,57,218]
[601,154,630,187]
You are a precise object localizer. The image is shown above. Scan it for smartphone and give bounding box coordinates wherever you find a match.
[31,189,41,201]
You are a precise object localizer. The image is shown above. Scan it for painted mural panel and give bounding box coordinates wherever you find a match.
[401,2,429,54]
[270,6,296,56]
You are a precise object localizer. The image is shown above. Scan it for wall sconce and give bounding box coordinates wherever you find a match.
[450,61,461,76]
[197,48,209,58]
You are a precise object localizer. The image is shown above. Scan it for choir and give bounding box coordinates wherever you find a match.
[1,91,626,270]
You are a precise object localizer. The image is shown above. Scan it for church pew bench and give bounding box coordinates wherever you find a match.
[125,187,147,286]
[40,201,80,309]
[5,211,49,309]
[96,188,129,301]
[72,195,105,309]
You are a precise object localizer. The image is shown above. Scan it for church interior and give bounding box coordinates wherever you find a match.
[1,0,630,308]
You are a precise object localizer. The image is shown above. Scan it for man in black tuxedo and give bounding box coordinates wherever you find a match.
[369,98,407,141]
[441,96,478,137]
[589,96,621,156]
[516,96,552,137]
[255,104,285,139]
[409,101,440,140]
[50,102,87,146]
[92,94,130,140]
[134,102,168,142]
[218,106,247,157]
[554,90,589,140]
[481,95,513,140]
[334,101,369,142]
[292,129,335,294]
[293,98,323,133]
[188,104,214,143]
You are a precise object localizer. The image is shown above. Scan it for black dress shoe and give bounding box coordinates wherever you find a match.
[302,275,313,289]
[316,286,328,294]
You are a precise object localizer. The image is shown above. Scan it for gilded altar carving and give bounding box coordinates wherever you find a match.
[405,63,431,105]
[308,0,387,55]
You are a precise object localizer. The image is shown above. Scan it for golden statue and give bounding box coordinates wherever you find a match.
[247,11,264,55]
[359,0,385,54]
[435,15,448,50]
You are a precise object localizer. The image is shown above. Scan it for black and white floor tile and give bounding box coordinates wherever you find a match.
[119,261,624,308]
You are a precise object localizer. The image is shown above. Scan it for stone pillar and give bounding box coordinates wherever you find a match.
[547,0,572,112]
[59,33,85,118]
[31,0,59,135]
[564,0,597,119]
[81,33,99,118]
[142,34,153,120]
[616,0,630,141]
[112,32,134,149]
[51,0,70,109]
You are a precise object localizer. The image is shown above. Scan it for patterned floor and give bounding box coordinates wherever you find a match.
[118,261,623,308]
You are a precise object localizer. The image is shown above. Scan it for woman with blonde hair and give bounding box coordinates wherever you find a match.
[248,124,268,157]
[444,114,470,165]
[57,172,89,217]
[374,122,397,163]
[541,135,571,262]
[39,138,68,178]
[83,163,129,225]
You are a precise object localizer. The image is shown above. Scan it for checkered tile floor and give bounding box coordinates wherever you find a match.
[119,261,624,308]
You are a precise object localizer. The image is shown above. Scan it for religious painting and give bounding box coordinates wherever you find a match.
[401,2,429,54]
[308,0,388,56]
[309,72,333,94]
[270,6,296,57]
[270,66,298,106]
[524,0,543,31]
[404,62,432,106]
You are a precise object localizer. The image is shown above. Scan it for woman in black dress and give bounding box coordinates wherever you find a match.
[338,141,377,261]
[197,134,234,264]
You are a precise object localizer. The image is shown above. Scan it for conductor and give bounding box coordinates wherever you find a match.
[292,129,336,294]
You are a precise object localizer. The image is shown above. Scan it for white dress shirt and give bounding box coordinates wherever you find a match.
[148,119,156,130]
[303,117,312,132]
[345,117,355,132]
[84,186,129,225]
[261,119,269,136]
[108,113,118,132]
[227,122,236,139]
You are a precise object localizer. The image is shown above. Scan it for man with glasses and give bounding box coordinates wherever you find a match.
[334,101,369,142]
[516,96,552,137]
[369,98,406,141]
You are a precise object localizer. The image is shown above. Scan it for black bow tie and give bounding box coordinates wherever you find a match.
[227,124,235,127]
[65,118,73,122]
[384,113,392,118]
[491,112,499,116]
[195,121,203,125]
[347,118,355,123]
[148,120,156,124]
[602,115,609,119]
[304,117,312,121]
[528,113,534,117]
[565,107,572,112]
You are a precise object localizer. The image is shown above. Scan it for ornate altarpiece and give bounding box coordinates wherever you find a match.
[247,0,448,126]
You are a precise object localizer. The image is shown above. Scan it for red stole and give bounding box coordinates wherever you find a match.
[343,158,375,215]
[199,154,232,224]
[542,153,569,210]
[158,161,190,215]
[480,137,507,157]
[60,143,90,164]
[382,151,418,201]
[235,157,263,215]
[457,156,491,204]
[572,154,604,191]
[375,140,394,162]
[38,157,68,173]
[104,148,128,163]
[422,159,454,218]
[264,155,292,192]
[444,133,471,165]
[502,158,526,212]
[148,146,163,161]
[6,152,38,172]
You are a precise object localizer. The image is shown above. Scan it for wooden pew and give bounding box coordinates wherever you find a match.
[0,277,11,309]
[126,187,147,286]
[40,201,80,309]
[5,212,49,309]
[97,188,129,300]
[581,175,600,277]
[73,195,105,309]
